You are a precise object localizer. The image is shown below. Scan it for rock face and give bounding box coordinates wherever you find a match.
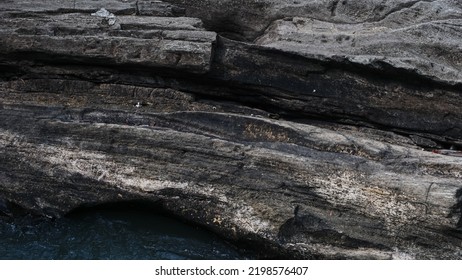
[0,0,461,259]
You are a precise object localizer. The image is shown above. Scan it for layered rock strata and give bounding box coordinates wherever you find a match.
[0,0,461,259]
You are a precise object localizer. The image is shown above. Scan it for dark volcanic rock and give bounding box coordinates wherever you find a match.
[0,0,461,259]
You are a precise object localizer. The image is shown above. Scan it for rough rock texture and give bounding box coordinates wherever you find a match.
[0,0,215,73]
[1,0,461,259]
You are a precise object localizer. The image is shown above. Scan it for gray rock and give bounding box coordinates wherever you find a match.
[136,0,185,16]
[0,0,137,14]
[0,0,461,259]
[0,2,216,73]
[207,38,462,141]
[166,0,462,84]
[91,8,117,26]
[255,11,462,85]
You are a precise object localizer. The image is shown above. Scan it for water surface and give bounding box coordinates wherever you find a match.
[0,208,244,260]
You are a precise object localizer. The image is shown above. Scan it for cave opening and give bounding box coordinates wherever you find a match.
[0,200,251,260]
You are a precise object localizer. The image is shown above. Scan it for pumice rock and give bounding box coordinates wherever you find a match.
[0,0,461,259]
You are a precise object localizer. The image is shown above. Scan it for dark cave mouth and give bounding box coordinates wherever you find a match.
[0,200,251,260]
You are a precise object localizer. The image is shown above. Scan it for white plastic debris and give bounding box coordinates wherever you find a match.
[91,8,117,26]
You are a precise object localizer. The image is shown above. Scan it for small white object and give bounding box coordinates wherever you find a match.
[91,8,117,26]
[312,89,317,93]
[91,8,111,18]
[135,102,142,108]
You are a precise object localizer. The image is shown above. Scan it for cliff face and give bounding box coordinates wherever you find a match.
[0,0,461,259]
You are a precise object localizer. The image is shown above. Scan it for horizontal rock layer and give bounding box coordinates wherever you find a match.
[0,1,216,73]
[170,0,462,85]
[0,0,461,259]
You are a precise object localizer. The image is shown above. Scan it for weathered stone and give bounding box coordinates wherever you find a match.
[0,3,216,73]
[206,38,462,141]
[255,16,462,85]
[0,0,137,14]
[0,0,461,259]
[136,0,185,16]
[167,0,462,85]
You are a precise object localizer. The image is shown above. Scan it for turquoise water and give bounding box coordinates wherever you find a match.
[0,209,244,260]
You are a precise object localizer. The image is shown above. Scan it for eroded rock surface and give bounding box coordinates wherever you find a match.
[0,0,215,73]
[0,0,461,259]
